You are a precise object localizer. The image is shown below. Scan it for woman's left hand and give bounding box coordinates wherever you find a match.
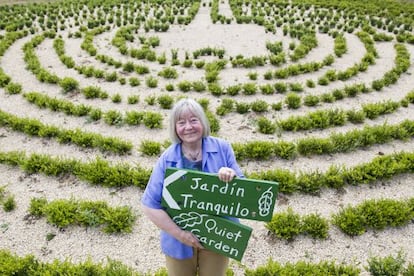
[218,167,236,182]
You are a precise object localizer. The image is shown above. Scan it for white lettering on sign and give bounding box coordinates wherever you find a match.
[181,194,250,217]
[204,218,243,242]
[190,178,245,198]
[191,229,240,258]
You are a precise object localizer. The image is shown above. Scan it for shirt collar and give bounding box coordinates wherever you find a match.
[165,137,217,164]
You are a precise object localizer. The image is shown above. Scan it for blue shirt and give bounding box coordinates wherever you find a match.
[141,136,244,259]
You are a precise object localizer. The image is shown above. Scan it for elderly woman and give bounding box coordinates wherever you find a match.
[141,98,244,276]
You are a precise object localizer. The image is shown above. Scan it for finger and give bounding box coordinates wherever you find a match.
[218,173,227,182]
[225,171,234,181]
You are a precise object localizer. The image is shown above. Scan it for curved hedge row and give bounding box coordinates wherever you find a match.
[0,150,413,195]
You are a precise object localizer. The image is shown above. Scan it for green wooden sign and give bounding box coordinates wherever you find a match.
[167,208,252,261]
[162,168,279,222]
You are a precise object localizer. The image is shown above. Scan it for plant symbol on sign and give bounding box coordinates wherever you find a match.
[173,212,206,229]
[258,187,274,217]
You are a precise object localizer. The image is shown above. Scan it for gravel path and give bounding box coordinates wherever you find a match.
[0,0,413,274]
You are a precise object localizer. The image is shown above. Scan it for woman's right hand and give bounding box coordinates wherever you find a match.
[177,229,204,249]
[141,204,204,249]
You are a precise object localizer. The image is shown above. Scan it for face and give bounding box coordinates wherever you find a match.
[175,109,203,145]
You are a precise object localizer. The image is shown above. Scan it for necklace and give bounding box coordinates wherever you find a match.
[183,149,201,161]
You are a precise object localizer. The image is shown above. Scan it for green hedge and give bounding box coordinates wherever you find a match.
[248,151,414,194]
[0,109,133,155]
[29,198,135,233]
[233,120,414,160]
[0,150,413,195]
[0,151,150,189]
[267,198,414,239]
[332,198,414,236]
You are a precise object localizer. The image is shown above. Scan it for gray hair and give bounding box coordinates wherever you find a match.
[169,98,210,143]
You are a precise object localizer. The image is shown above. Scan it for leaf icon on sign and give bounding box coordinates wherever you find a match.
[258,187,274,217]
[173,212,206,228]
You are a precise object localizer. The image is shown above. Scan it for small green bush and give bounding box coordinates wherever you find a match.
[81,86,106,99]
[260,84,274,95]
[216,98,234,116]
[332,89,345,101]
[129,77,140,87]
[205,70,219,83]
[145,95,156,105]
[301,213,329,239]
[139,140,162,156]
[88,109,102,121]
[165,83,174,91]
[274,82,287,93]
[29,197,48,217]
[266,208,301,240]
[235,102,250,114]
[247,72,258,80]
[177,80,192,92]
[367,251,406,276]
[332,206,366,236]
[127,95,139,104]
[306,79,315,88]
[59,77,79,94]
[272,102,283,111]
[285,92,301,109]
[297,171,324,194]
[157,94,174,109]
[194,60,205,69]
[303,94,320,106]
[102,206,135,233]
[0,69,11,87]
[105,71,118,82]
[257,117,276,134]
[242,83,257,95]
[103,110,123,126]
[273,141,296,160]
[226,84,241,96]
[111,93,122,103]
[251,100,268,113]
[145,76,158,88]
[122,61,135,73]
[244,141,275,160]
[5,82,22,95]
[142,112,163,129]
[43,199,78,228]
[158,67,178,79]
[192,81,205,92]
[405,90,414,104]
[2,195,15,211]
[297,137,333,156]
[321,93,335,103]
[208,83,223,96]
[289,82,303,92]
[347,109,366,124]
[125,111,144,125]
[318,76,329,86]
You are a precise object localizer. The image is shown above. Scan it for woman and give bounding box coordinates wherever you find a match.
[141,98,244,276]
